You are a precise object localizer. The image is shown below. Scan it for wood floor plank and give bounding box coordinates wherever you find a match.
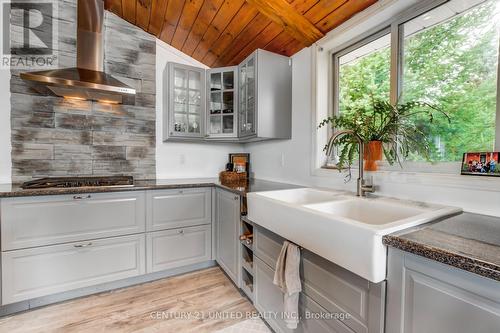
[0,267,254,333]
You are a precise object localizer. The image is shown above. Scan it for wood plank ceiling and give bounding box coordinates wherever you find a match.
[104,0,378,67]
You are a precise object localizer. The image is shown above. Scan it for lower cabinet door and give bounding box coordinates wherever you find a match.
[386,249,500,333]
[147,225,212,273]
[254,257,293,333]
[1,234,146,305]
[297,294,355,333]
[254,257,354,333]
[255,225,383,333]
[216,189,240,286]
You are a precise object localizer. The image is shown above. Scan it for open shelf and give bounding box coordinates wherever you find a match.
[241,268,254,301]
[241,245,254,275]
[241,239,253,251]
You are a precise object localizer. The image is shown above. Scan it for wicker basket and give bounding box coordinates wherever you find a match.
[219,171,247,183]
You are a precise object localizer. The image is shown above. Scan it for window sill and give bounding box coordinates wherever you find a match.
[315,164,500,192]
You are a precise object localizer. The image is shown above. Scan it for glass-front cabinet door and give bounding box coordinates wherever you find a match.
[166,63,205,140]
[239,54,257,138]
[206,67,238,139]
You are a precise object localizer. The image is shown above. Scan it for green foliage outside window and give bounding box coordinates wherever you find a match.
[337,1,500,162]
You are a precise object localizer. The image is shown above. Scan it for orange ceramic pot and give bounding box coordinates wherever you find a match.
[363,141,383,171]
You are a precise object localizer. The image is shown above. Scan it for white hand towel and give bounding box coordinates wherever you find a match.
[273,240,290,290]
[273,241,302,330]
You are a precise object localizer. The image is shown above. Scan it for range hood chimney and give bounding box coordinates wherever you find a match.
[20,0,136,104]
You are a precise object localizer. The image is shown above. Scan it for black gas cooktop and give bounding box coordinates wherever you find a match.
[21,176,134,189]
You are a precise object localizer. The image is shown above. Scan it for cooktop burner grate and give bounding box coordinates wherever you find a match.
[21,176,134,189]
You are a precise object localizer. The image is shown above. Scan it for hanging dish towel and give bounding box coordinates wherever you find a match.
[273,241,302,329]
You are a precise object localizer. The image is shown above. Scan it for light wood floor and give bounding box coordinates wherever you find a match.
[0,267,256,333]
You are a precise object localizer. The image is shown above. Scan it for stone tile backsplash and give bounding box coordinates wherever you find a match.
[10,1,156,183]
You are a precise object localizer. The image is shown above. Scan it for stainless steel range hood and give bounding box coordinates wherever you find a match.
[20,0,136,104]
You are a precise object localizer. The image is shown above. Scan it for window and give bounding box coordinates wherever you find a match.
[402,0,500,161]
[332,0,500,165]
[335,31,391,116]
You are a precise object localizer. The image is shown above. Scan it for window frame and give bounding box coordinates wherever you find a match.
[332,27,392,117]
[329,0,500,170]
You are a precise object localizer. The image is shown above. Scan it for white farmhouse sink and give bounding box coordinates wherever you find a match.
[254,188,344,205]
[247,188,461,283]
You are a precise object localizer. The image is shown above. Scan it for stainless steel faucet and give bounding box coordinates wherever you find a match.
[326,130,375,197]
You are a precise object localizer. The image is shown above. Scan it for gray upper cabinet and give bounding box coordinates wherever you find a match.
[206,66,238,139]
[216,189,241,287]
[238,49,292,141]
[164,62,206,141]
[386,248,500,333]
[164,49,291,142]
[238,54,256,138]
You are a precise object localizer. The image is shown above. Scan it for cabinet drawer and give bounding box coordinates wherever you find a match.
[301,251,382,333]
[147,188,211,231]
[1,192,146,251]
[254,257,293,333]
[1,234,146,305]
[147,225,211,273]
[254,225,285,269]
[254,257,353,333]
[298,293,355,333]
[254,226,383,333]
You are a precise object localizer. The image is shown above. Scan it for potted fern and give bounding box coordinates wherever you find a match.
[318,99,450,171]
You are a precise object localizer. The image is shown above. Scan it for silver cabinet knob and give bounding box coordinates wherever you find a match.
[73,195,91,200]
[74,242,93,248]
[178,230,184,235]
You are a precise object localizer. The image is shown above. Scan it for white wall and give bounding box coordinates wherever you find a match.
[155,40,244,179]
[245,48,317,186]
[0,3,12,184]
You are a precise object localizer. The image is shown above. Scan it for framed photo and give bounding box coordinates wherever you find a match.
[229,153,250,176]
[461,152,500,177]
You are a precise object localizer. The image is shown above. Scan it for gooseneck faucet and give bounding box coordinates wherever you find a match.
[326,130,375,197]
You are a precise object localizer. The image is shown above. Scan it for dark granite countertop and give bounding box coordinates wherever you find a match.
[383,212,500,281]
[0,178,301,198]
